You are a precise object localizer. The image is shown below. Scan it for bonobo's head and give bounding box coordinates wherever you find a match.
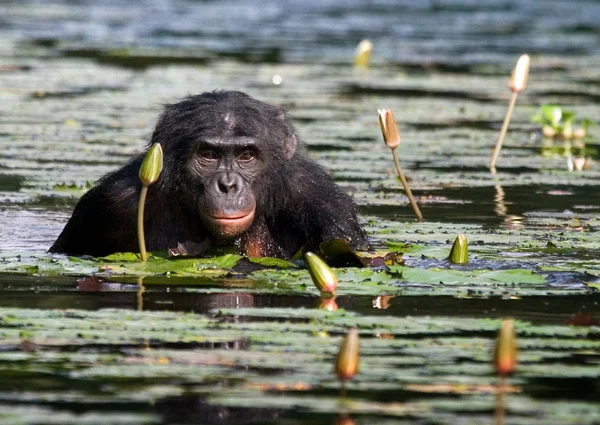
[149,90,297,240]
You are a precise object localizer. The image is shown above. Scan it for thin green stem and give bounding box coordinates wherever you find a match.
[490,92,519,171]
[137,185,149,262]
[391,148,423,221]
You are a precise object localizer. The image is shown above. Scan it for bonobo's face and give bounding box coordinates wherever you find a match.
[187,136,261,240]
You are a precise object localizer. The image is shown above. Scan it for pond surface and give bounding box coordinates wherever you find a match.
[1,1,600,424]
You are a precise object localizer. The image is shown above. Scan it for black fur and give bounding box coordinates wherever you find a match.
[50,91,369,258]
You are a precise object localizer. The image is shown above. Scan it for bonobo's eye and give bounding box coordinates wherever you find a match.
[198,150,219,163]
[237,150,257,164]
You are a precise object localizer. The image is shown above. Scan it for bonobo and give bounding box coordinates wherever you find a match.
[50,90,369,258]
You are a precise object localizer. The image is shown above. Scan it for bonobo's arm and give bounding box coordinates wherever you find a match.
[286,158,370,252]
[49,161,142,256]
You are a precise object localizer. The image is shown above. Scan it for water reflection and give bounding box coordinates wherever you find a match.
[493,184,508,217]
[317,296,339,311]
[540,137,594,172]
[493,185,524,229]
[137,276,145,311]
[335,415,356,425]
[363,184,600,230]
[1,274,597,325]
[372,295,393,309]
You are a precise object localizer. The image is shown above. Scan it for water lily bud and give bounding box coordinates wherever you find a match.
[335,328,360,381]
[354,40,372,68]
[562,122,574,140]
[494,319,518,376]
[509,54,530,93]
[378,109,401,150]
[449,233,468,265]
[305,252,338,293]
[542,125,556,138]
[573,127,586,139]
[139,143,164,186]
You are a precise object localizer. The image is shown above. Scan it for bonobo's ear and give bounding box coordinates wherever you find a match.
[283,133,297,160]
[278,111,297,160]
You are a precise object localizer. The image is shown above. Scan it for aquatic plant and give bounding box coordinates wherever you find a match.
[305,251,339,293]
[490,54,530,170]
[353,40,372,68]
[335,328,360,382]
[448,233,468,265]
[494,319,518,376]
[531,104,593,139]
[494,319,517,425]
[378,109,423,221]
[138,143,163,262]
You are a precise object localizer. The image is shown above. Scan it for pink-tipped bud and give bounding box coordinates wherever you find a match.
[509,54,530,93]
[378,109,401,150]
[494,319,518,376]
[305,252,338,293]
[335,328,360,381]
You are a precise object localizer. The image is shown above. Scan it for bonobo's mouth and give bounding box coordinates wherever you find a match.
[203,208,255,239]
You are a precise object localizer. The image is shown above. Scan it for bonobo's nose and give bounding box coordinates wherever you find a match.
[215,172,242,194]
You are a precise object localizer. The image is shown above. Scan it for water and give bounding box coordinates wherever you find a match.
[1,1,600,424]
[2,0,600,63]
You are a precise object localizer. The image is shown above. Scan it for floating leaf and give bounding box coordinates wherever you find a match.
[540,104,562,127]
[319,239,365,267]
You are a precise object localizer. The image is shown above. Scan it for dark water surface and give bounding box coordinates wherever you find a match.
[1,274,598,326]
[2,0,600,63]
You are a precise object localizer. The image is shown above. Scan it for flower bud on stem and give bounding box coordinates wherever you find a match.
[378,109,423,221]
[490,54,530,171]
[305,252,338,293]
[137,143,163,262]
[493,318,516,425]
[354,40,373,68]
[336,328,360,384]
[494,319,517,376]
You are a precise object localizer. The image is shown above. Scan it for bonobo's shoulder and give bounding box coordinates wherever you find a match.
[290,155,332,179]
[88,157,142,201]
[98,157,142,185]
